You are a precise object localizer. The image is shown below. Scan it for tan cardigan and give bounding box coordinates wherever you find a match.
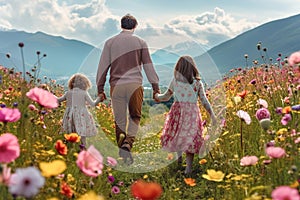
[96,31,159,94]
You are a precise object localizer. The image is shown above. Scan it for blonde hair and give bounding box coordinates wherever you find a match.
[174,55,201,84]
[68,73,91,90]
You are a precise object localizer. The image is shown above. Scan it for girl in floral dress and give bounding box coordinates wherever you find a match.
[57,73,100,147]
[155,55,217,174]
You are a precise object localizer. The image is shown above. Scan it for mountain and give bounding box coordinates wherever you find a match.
[195,13,300,77]
[0,30,96,82]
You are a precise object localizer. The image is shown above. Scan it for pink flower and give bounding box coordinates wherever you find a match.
[236,110,251,124]
[240,156,259,166]
[255,108,270,121]
[0,164,12,185]
[26,87,58,108]
[76,145,104,177]
[111,186,120,194]
[288,51,300,67]
[266,146,286,159]
[271,186,300,200]
[107,156,117,167]
[0,108,21,123]
[257,98,268,108]
[0,133,20,163]
[281,114,292,125]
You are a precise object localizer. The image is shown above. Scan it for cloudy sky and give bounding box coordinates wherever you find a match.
[0,0,299,50]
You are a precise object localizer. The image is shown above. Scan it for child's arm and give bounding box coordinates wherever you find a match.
[85,92,101,107]
[56,93,67,104]
[198,81,217,124]
[155,89,173,102]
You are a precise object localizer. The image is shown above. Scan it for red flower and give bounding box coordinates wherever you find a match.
[55,140,68,155]
[236,90,248,99]
[64,133,81,143]
[131,179,163,200]
[60,181,73,198]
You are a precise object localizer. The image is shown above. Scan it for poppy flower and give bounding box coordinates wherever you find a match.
[0,164,11,185]
[236,90,248,99]
[240,156,258,166]
[107,156,117,167]
[271,185,300,200]
[60,181,73,198]
[55,140,68,155]
[281,114,292,125]
[111,186,120,194]
[76,145,104,177]
[0,133,20,163]
[184,178,196,186]
[202,169,225,182]
[288,51,300,67]
[26,87,58,108]
[266,146,286,159]
[257,98,268,108]
[8,167,45,198]
[131,179,163,200]
[64,133,81,143]
[39,160,67,177]
[282,106,292,114]
[0,107,21,123]
[255,108,270,121]
[237,110,251,124]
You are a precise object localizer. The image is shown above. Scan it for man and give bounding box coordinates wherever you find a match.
[96,14,160,164]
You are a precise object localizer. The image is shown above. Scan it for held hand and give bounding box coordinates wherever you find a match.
[153,90,161,102]
[98,92,107,102]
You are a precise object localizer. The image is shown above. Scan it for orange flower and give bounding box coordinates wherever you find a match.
[64,133,81,143]
[60,181,73,198]
[131,179,163,200]
[282,106,292,114]
[236,90,248,99]
[199,159,207,165]
[184,178,196,186]
[55,140,68,155]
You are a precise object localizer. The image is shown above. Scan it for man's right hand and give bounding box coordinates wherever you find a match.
[98,92,107,102]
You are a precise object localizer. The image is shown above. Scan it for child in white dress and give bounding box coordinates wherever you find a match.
[57,73,100,147]
[155,55,217,174]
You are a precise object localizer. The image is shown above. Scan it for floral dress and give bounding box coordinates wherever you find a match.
[160,79,213,154]
[57,88,100,137]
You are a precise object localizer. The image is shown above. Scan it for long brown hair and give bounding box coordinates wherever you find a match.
[174,55,200,84]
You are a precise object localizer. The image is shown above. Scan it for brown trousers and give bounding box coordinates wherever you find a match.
[110,83,144,148]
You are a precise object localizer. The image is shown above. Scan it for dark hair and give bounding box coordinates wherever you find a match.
[174,55,201,84]
[121,14,138,30]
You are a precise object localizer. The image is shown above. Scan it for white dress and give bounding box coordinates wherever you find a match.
[57,88,100,137]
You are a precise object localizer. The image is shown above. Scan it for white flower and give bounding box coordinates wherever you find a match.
[9,167,45,198]
[257,98,268,108]
[236,110,251,125]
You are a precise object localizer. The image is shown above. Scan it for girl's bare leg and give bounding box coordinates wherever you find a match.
[185,153,194,174]
[81,136,87,147]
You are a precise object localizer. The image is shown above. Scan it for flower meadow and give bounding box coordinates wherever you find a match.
[0,43,300,200]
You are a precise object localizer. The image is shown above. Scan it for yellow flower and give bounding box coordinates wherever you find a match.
[232,96,242,104]
[199,159,207,165]
[276,128,288,135]
[77,191,105,200]
[47,198,59,200]
[184,178,196,186]
[143,174,148,179]
[39,160,67,177]
[202,169,225,182]
[174,187,180,191]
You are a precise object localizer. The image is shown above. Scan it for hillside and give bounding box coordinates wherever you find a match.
[0,31,95,80]
[195,13,300,75]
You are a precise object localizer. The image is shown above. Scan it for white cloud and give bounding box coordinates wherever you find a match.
[0,0,119,46]
[165,7,258,47]
[0,1,258,48]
